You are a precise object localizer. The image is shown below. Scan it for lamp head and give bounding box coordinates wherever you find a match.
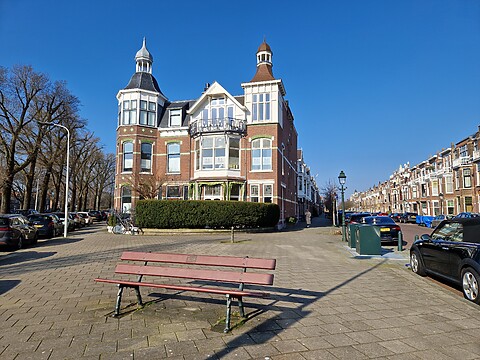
[338,170,347,185]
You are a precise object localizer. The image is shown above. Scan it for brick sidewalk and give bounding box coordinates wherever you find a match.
[1,217,479,359]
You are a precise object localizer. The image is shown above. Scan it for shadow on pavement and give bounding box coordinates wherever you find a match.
[212,259,387,359]
[0,251,57,266]
[0,279,21,295]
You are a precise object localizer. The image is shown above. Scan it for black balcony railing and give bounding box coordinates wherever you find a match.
[189,118,247,137]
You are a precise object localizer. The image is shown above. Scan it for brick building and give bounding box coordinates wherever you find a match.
[114,39,308,226]
[352,125,480,215]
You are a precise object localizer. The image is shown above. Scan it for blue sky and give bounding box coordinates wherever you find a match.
[1,0,479,198]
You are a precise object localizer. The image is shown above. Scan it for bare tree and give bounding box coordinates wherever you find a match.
[321,179,338,216]
[123,173,166,200]
[0,65,79,213]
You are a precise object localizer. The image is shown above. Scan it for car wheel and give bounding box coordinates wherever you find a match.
[410,250,426,276]
[33,233,38,245]
[17,236,24,250]
[461,268,480,304]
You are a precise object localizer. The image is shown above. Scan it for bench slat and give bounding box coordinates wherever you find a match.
[121,251,276,270]
[115,264,274,285]
[94,278,269,298]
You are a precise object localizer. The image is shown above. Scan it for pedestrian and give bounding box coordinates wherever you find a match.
[305,209,312,228]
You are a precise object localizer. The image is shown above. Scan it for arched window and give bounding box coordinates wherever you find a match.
[141,143,152,172]
[251,138,272,171]
[123,142,133,172]
[167,143,180,173]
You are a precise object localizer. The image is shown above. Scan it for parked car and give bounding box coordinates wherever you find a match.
[361,216,401,244]
[400,212,418,223]
[454,212,480,219]
[88,210,103,222]
[0,214,38,250]
[77,211,94,226]
[52,212,75,232]
[410,217,480,304]
[349,212,371,224]
[430,214,453,229]
[390,213,402,222]
[14,209,39,216]
[27,213,63,238]
[70,212,85,228]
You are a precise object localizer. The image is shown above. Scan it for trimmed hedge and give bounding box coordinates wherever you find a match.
[135,200,280,229]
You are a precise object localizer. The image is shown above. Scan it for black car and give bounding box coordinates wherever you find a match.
[0,214,38,250]
[400,212,418,223]
[349,212,371,224]
[27,213,63,238]
[410,217,480,304]
[361,216,401,244]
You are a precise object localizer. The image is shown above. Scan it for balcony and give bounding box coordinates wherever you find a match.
[189,118,247,137]
[473,150,480,162]
[452,156,472,168]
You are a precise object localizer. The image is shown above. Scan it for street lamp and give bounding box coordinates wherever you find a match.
[39,122,70,238]
[338,170,347,242]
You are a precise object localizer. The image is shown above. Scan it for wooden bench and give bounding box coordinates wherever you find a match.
[95,251,276,332]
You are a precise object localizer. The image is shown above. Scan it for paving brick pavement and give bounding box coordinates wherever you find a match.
[1,217,479,359]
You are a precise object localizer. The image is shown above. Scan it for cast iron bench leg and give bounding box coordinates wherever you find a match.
[224,294,232,333]
[114,285,124,316]
[134,286,143,307]
[238,296,245,318]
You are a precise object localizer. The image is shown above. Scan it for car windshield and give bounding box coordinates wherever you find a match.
[431,222,463,242]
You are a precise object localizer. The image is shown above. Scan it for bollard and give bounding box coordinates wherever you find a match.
[398,231,403,251]
[414,234,419,241]
[231,226,235,243]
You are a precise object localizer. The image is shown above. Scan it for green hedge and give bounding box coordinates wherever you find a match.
[135,200,280,229]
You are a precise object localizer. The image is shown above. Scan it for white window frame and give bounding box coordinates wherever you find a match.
[252,93,271,122]
[250,184,259,202]
[140,143,152,172]
[123,142,133,172]
[167,143,180,174]
[169,109,182,127]
[251,138,272,171]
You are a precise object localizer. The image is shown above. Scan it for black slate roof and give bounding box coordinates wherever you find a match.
[158,100,196,128]
[124,72,164,95]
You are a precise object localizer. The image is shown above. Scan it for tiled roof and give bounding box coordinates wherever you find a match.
[250,64,275,82]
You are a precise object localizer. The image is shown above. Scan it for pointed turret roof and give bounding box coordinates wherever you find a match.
[250,40,276,82]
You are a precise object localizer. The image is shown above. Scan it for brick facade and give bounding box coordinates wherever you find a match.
[114,40,314,227]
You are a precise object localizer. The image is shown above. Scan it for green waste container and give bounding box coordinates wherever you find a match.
[348,224,359,248]
[356,225,382,255]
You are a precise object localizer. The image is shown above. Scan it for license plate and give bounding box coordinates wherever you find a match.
[380,228,390,232]
[34,224,43,228]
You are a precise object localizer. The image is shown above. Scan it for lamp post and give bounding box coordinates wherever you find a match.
[338,171,347,242]
[39,122,70,238]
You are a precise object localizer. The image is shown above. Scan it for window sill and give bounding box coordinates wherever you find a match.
[250,170,274,173]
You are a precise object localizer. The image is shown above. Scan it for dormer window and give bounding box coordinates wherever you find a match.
[169,109,182,127]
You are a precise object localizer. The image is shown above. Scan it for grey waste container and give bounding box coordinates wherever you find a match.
[348,224,359,248]
[356,225,382,255]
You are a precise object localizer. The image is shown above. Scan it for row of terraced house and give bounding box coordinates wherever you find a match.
[350,125,480,216]
[114,39,321,227]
